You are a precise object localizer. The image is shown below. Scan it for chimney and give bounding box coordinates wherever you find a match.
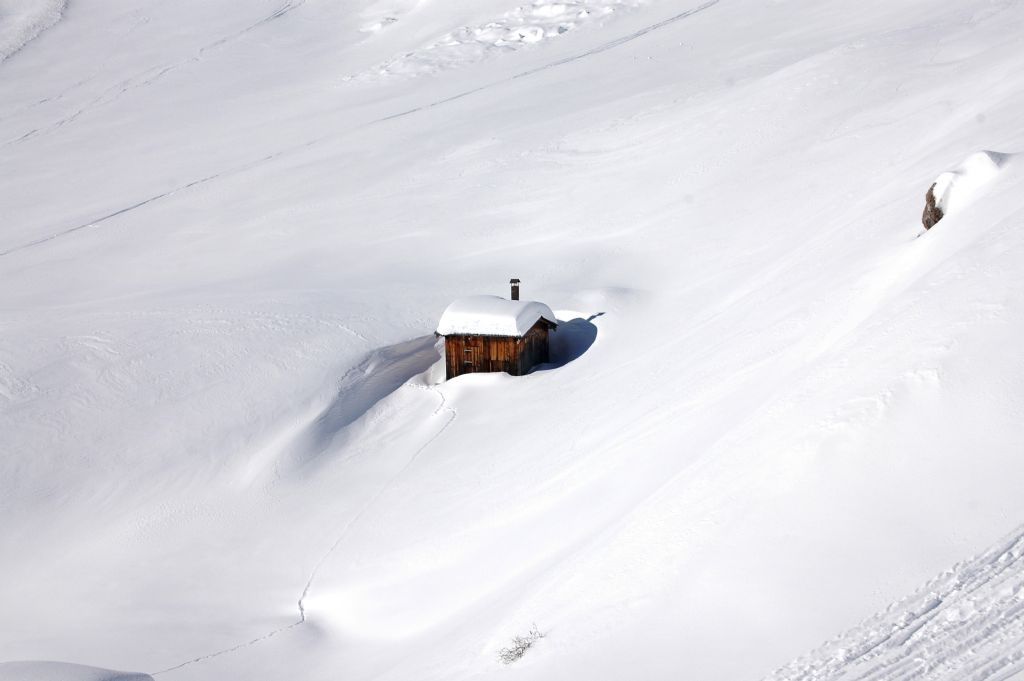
[510,278,521,301]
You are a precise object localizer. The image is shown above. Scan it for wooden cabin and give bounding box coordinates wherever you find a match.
[436,282,557,380]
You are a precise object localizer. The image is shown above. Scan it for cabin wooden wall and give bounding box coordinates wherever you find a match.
[519,322,550,371]
[444,321,552,379]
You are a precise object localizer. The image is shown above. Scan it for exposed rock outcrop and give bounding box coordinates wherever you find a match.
[921,151,1010,231]
[922,183,943,230]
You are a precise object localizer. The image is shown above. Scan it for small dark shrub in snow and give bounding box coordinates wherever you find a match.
[498,624,545,664]
[922,182,943,229]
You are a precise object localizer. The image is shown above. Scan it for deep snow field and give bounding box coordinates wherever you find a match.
[2,0,1024,679]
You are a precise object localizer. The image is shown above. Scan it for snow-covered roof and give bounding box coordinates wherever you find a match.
[436,295,557,337]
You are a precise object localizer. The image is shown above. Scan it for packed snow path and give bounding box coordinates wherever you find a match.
[764,527,1024,681]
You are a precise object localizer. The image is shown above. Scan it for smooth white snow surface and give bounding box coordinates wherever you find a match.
[0,661,152,681]
[436,295,557,337]
[2,0,1024,679]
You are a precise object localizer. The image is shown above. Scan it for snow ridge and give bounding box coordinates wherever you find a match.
[0,0,66,63]
[764,527,1024,681]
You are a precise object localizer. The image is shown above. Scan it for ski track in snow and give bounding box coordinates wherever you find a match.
[0,145,306,257]
[0,0,722,258]
[764,527,1024,681]
[152,381,456,676]
[0,1,306,149]
[0,173,224,257]
[154,406,1024,679]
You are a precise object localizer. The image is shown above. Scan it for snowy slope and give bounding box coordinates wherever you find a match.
[765,525,1024,681]
[0,0,64,63]
[2,0,1024,679]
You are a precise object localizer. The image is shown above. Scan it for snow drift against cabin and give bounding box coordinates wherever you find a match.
[436,295,557,337]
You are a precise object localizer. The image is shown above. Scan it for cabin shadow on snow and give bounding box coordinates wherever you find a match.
[537,312,602,371]
[293,313,600,468]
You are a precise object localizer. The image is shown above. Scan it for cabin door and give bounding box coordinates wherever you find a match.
[461,336,484,374]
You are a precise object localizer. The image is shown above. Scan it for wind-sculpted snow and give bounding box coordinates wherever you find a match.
[930,151,1012,220]
[0,0,65,63]
[0,661,152,681]
[350,0,646,80]
[151,338,455,675]
[764,528,1024,681]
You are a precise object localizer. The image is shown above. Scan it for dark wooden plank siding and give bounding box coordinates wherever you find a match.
[444,320,554,379]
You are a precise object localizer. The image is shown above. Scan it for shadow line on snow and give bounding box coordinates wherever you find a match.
[541,312,602,370]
